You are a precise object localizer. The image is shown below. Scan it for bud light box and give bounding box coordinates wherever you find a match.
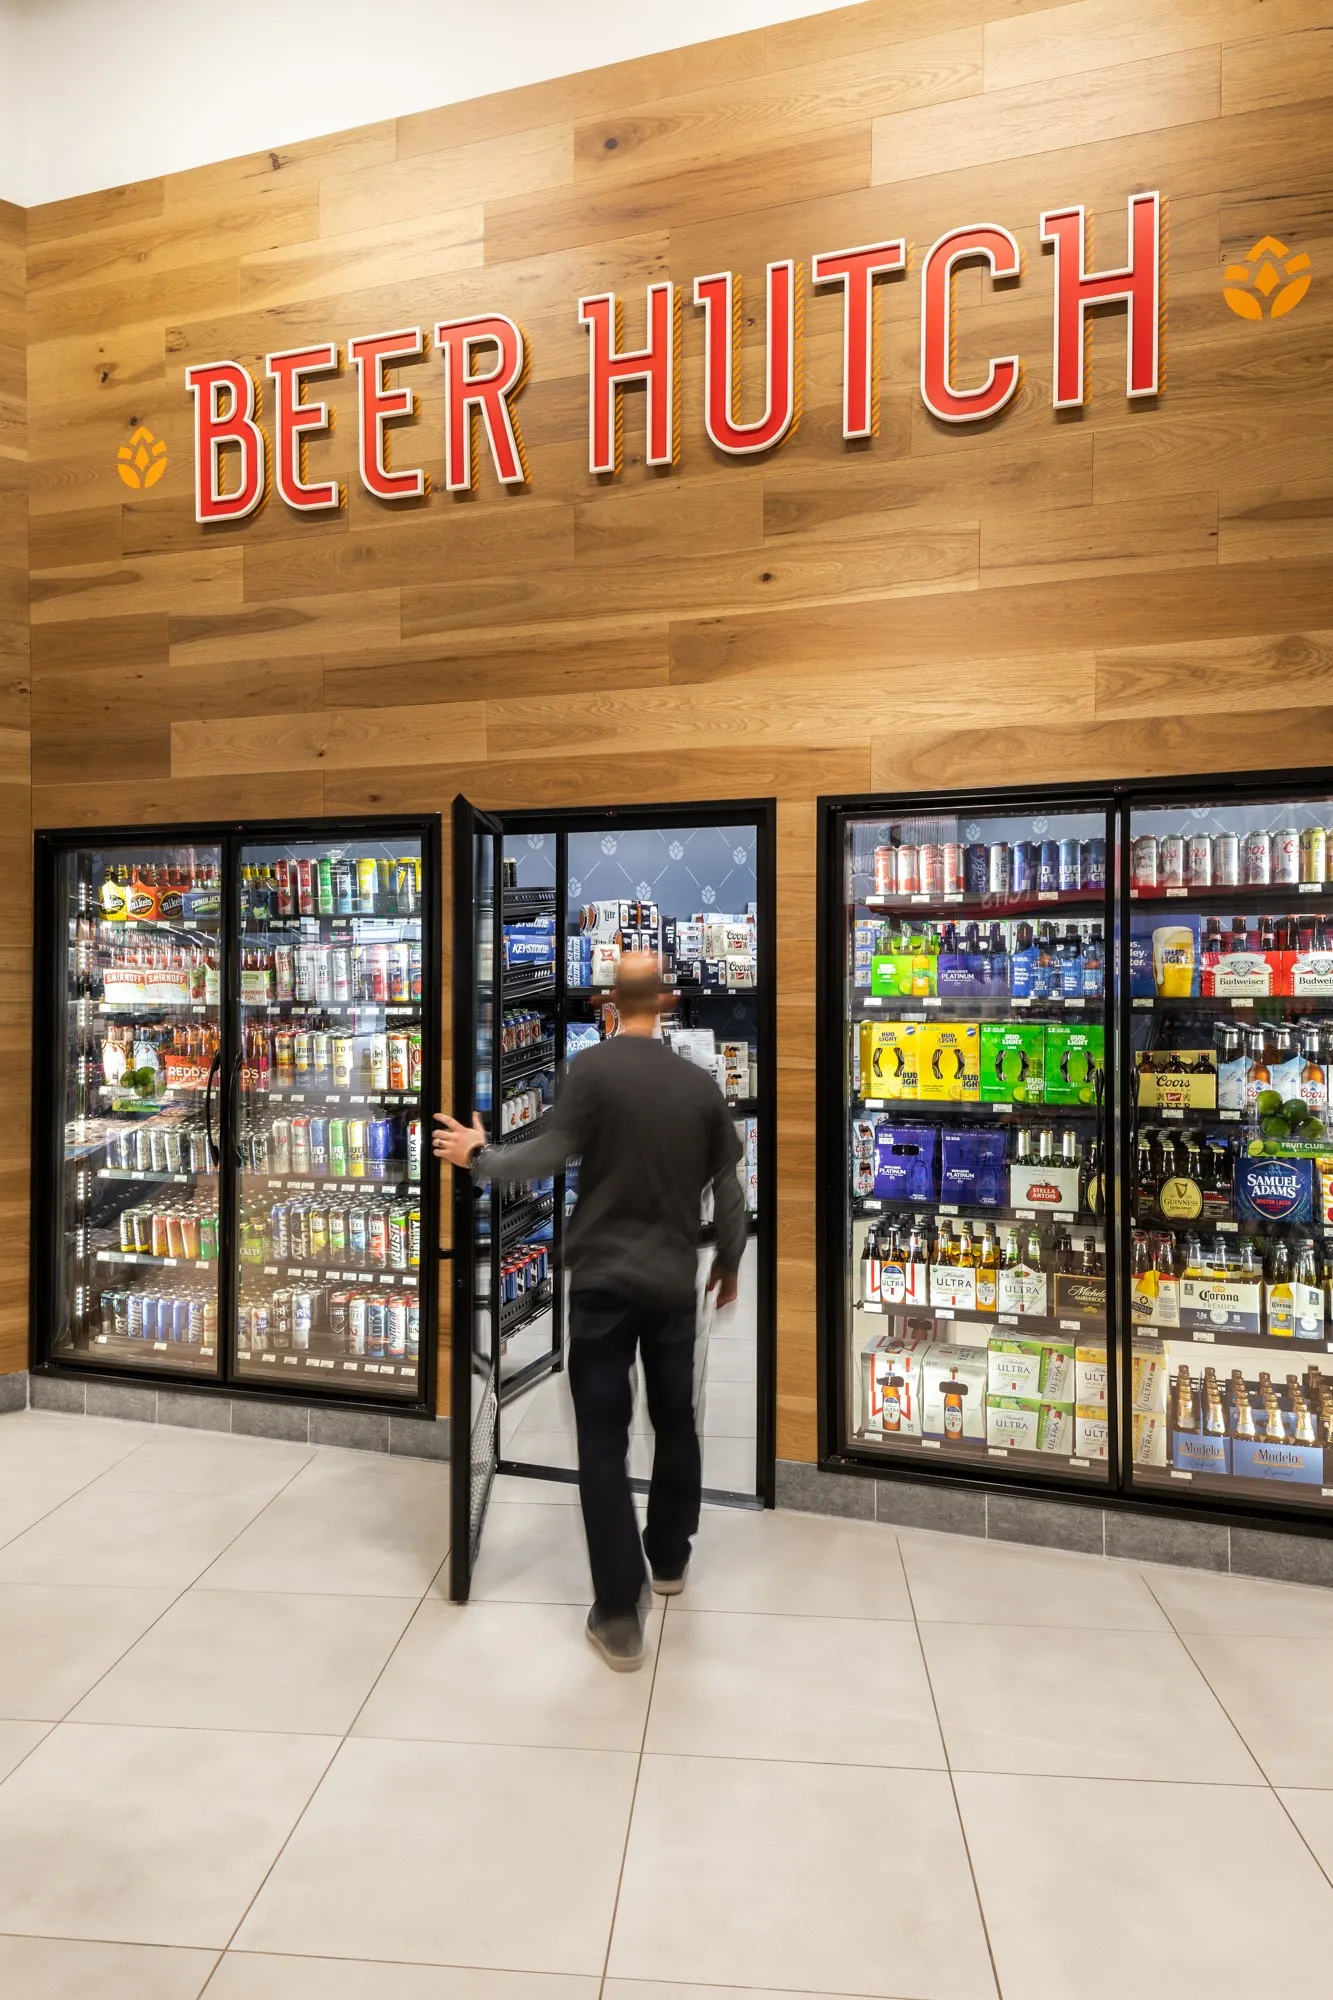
[1235,1155,1314,1227]
[873,1125,938,1202]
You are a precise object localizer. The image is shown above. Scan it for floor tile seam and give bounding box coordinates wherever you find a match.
[0,1722,54,1799]
[911,1614,1174,1634]
[600,1589,671,1993]
[631,1744,951,1773]
[339,1562,464,1743]
[114,1452,332,1599]
[898,1552,1006,2000]
[467,1596,918,1620]
[1165,1625,1293,1789]
[1271,1788,1333,1897]
[40,1570,198,1729]
[0,1451,147,1553]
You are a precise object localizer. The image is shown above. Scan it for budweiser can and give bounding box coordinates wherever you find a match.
[873,846,896,897]
[1131,834,1159,891]
[941,843,965,896]
[1159,834,1186,889]
[1243,829,1272,885]
[1212,831,1240,886]
[1274,827,1301,885]
[1302,826,1327,885]
[895,845,920,895]
[1186,835,1213,888]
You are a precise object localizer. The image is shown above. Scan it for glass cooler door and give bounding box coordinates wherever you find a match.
[231,833,425,1400]
[839,800,1115,1485]
[1125,788,1333,1512]
[50,839,224,1377]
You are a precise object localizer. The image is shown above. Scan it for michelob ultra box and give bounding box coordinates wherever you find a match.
[860,1020,919,1100]
[1044,1025,1105,1108]
[917,1022,980,1103]
[929,1261,977,1311]
[921,1344,987,1442]
[996,1255,1048,1317]
[986,1397,1074,1454]
[979,1022,1046,1105]
[1131,1410,1167,1466]
[1131,1338,1168,1413]
[1075,1344,1108,1408]
[1074,1405,1110,1459]
[988,1338,1044,1399]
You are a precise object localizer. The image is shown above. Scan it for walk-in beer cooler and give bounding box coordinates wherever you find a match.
[31,817,441,1414]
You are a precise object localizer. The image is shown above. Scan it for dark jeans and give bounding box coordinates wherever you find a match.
[568,1291,700,1620]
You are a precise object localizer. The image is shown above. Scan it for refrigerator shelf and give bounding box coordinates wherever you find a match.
[854,993,1102,1015]
[97,1000,211,1014]
[501,1038,556,1080]
[565,984,756,999]
[1152,1327,1333,1355]
[857,1096,1099,1119]
[854,1301,1104,1336]
[1130,885,1333,913]
[96,1250,217,1270]
[100,917,219,934]
[258,1089,420,1107]
[856,1197,1104,1230]
[862,889,1104,919]
[253,1263,418,1286]
[493,1111,550,1148]
[238,1348,418,1380]
[246,1000,420,1016]
[1132,996,1333,1014]
[498,1193,555,1246]
[97,1168,211,1185]
[503,967,556,1002]
[852,1430,1103,1472]
[499,1280,554,1340]
[89,1333,215,1361]
[1134,1106,1244,1127]
[260,1175,420,1191]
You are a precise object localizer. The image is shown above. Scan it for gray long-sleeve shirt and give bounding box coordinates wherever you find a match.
[472,1034,746,1307]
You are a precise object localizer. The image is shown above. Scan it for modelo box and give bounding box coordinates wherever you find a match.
[1135,1048,1217,1110]
[980,1023,1046,1105]
[1045,1025,1105,1108]
[1171,1428,1232,1476]
[861,1020,919,1098]
[1053,1271,1108,1322]
[1178,1275,1263,1337]
[1231,1436,1327,1485]
[921,1344,987,1442]
[1235,1155,1314,1226]
[917,1022,980,1103]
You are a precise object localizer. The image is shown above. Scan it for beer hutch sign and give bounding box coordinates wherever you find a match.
[186,191,1163,523]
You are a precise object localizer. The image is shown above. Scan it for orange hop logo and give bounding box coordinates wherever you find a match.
[1223,235,1312,320]
[117,425,168,489]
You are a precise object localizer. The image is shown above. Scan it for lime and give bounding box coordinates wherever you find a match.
[1260,1115,1288,1141]
[1255,1089,1283,1117]
[1246,1138,1266,1156]
[1012,1083,1028,1103]
[1282,1099,1309,1124]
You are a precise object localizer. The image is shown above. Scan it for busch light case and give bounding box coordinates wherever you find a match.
[1235,1155,1314,1228]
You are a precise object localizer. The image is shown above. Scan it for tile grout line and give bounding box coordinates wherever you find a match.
[898,1538,1007,2000]
[596,1586,670,2000]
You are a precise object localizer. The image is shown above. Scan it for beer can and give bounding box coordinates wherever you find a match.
[368,1034,389,1092]
[274,945,295,1001]
[328,1204,347,1261]
[363,1117,390,1176]
[274,1032,294,1084]
[365,1298,387,1359]
[166,1210,185,1259]
[941,843,965,896]
[199,1213,219,1260]
[311,1031,331,1080]
[1131,834,1159,891]
[330,947,351,1004]
[357,857,379,915]
[290,1116,311,1174]
[331,857,355,916]
[131,1207,152,1254]
[270,1202,290,1262]
[144,1294,163,1341]
[348,1205,368,1264]
[313,950,332,1006]
[329,1289,350,1344]
[308,1205,328,1260]
[274,858,295,918]
[1011,842,1035,897]
[149,1126,168,1173]
[408,1206,420,1268]
[387,1298,408,1360]
[180,1210,200,1260]
[406,1119,422,1182]
[964,843,988,894]
[409,942,423,1001]
[1058,839,1082,892]
[389,1206,409,1270]
[395,858,418,916]
[1243,829,1272,886]
[895,845,920,895]
[1159,834,1186,890]
[150,1209,169,1258]
[406,1299,420,1355]
[1080,837,1107,892]
[329,1119,349,1178]
[1034,841,1057,893]
[347,1293,367,1355]
[1186,835,1213,888]
[293,1031,312,1079]
[249,1126,271,1174]
[127,1292,145,1338]
[316,857,334,916]
[172,1296,189,1342]
[1301,826,1327,884]
[120,1207,137,1252]
[134,1126,152,1172]
[872,845,896,897]
[1274,827,1301,885]
[200,1298,217,1346]
[853,1118,875,1163]
[368,1206,389,1267]
[270,1288,291,1344]
[918,843,943,896]
[370,946,389,1003]
[388,945,410,1003]
[111,1127,133,1170]
[291,1292,312,1350]
[408,1031,422,1094]
[288,1202,308,1261]
[271,1116,292,1174]
[309,1117,328,1173]
[251,1303,270,1351]
[296,858,314,915]
[388,1033,410,1093]
[348,1119,368,1177]
[331,1035,354,1091]
[1212,831,1240,886]
[987,842,1011,897]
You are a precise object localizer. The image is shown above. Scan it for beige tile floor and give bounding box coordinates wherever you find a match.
[4,1410,1333,1996]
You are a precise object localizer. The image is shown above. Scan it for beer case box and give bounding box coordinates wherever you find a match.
[861,1020,919,1100]
[1038,1341,1076,1402]
[917,1022,981,1103]
[1178,1276,1263,1337]
[929,1264,978,1312]
[986,1395,1041,1451]
[1264,1279,1325,1340]
[1053,1271,1108,1322]
[995,1262,1048,1316]
[1131,1410,1168,1467]
[979,1023,1047,1105]
[1036,1402,1074,1454]
[725,953,756,989]
[1131,1339,1169,1413]
[870,952,936,999]
[1135,1050,1218,1111]
[1074,1406,1110,1460]
[1043,1025,1105,1108]
[590,942,620,988]
[1075,1344,1108,1408]
[939,1128,1007,1207]
[920,1344,988,1442]
[936,954,1006,999]
[1201,952,1276,999]
[873,1124,939,1203]
[1171,1429,1232,1477]
[1289,951,1333,996]
[988,1338,1044,1399]
[1231,1436,1328,1486]
[1008,1159,1081,1212]
[1235,1155,1315,1227]
[859,1333,927,1437]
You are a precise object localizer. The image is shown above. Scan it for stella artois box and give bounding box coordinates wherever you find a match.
[1008,1161,1081,1211]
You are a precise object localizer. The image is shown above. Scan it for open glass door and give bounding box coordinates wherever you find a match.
[450,798,503,1600]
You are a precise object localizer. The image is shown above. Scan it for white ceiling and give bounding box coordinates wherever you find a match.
[0,0,854,207]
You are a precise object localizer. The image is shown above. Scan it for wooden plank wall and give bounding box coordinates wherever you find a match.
[0,198,29,1379]
[15,0,1333,1455]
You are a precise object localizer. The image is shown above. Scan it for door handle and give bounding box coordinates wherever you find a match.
[228,1052,244,1168]
[204,1051,222,1166]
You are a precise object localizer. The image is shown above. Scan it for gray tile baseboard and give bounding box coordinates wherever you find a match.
[776,1460,1333,1590]
[12,1374,448,1460]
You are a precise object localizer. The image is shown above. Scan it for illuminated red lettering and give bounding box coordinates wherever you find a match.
[434,315,528,491]
[577,283,679,476]
[266,344,341,512]
[348,328,427,502]
[1040,191,1162,408]
[184,361,267,523]
[694,262,800,456]
[811,241,906,439]
[920,225,1022,425]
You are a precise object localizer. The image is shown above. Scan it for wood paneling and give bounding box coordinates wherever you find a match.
[11,2,1333,1460]
[0,198,28,1378]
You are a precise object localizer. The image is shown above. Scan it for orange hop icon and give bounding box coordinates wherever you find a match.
[117,425,168,489]
[1223,235,1312,320]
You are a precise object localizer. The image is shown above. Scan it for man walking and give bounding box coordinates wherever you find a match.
[434,954,745,1671]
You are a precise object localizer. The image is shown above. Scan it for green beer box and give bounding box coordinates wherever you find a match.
[870,952,936,999]
[980,1022,1046,1104]
[1044,1023,1105,1107]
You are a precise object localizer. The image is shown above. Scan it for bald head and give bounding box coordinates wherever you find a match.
[613,950,667,1022]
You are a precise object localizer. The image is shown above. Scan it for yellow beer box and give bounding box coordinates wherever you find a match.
[917,1021,980,1103]
[1074,1406,1110,1460]
[1135,1048,1217,1110]
[858,1020,919,1101]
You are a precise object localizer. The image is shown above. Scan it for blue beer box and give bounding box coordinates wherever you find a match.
[873,1124,939,1203]
[1235,1156,1314,1227]
[1232,1436,1327,1486]
[1171,1429,1231,1476]
[935,953,1008,998]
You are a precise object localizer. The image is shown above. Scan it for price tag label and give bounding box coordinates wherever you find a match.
[939,1204,959,1216]
[1300,882,1321,893]
[1193,1329,1215,1343]
[998,1313,1019,1327]
[920,1438,941,1450]
[1218,1220,1238,1232]
[911,893,929,906]
[1060,1320,1080,1332]
[1070,1457,1090,1469]
[989,1446,1009,1458]
[934,1308,955,1320]
[1166,888,1188,899]
[943,893,963,905]
[1011,997,1031,1009]
[1066,997,1085,1010]
[1170,1468,1193,1481]
[863,996,882,1009]
[923,997,942,1009]
[1038,891,1060,903]
[162,1257,176,1267]
[1162,1108,1184,1121]
[1014,1208,1036,1220]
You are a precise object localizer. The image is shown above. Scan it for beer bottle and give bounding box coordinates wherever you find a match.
[1244,1027,1271,1113]
[1136,1131,1156,1220]
[906,1225,928,1306]
[1082,1134,1105,1218]
[955,1223,976,1269]
[1203,1389,1227,1438]
[1232,1376,1257,1441]
[1037,1126,1056,1166]
[1174,1365,1196,1432]
[1209,1231,1231,1279]
[1181,1232,1205,1278]
[976,1228,998,1311]
[931,1220,953,1268]
[861,1226,882,1308]
[1025,1227,1043,1271]
[1079,1237,1098,1278]
[1002,1228,1021,1270]
[1301,1025,1327,1125]
[1294,1396,1318,1447]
